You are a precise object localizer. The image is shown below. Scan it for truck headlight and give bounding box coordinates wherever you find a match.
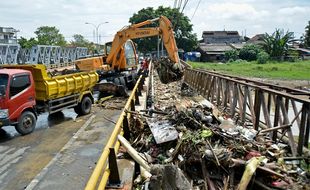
[0,109,8,119]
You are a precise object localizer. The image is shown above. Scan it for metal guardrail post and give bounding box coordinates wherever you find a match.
[107,148,122,188]
[123,116,131,140]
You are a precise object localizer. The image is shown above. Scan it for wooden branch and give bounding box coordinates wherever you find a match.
[118,135,151,172]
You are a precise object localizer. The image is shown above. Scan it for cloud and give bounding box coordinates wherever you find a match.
[1,0,309,42]
[207,3,269,21]
[185,1,309,38]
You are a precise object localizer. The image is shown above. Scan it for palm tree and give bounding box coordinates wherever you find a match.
[303,21,310,48]
[262,29,295,60]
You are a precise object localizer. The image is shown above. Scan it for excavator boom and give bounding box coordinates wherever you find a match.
[107,16,183,83]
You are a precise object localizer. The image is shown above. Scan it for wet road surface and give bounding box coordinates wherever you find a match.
[0,108,93,190]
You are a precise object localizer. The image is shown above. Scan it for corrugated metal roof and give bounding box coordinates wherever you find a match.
[199,44,233,53]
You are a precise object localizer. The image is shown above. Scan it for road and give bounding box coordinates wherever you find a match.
[0,98,125,190]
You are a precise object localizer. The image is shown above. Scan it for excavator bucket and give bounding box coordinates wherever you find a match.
[155,57,184,84]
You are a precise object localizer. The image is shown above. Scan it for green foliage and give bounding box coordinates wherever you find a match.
[262,29,294,60]
[302,21,310,48]
[18,37,38,49]
[129,6,198,53]
[70,34,96,53]
[257,51,269,64]
[239,44,262,61]
[71,34,89,47]
[224,49,239,61]
[188,60,310,80]
[34,26,66,46]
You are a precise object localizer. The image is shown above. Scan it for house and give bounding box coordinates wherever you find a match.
[199,43,233,62]
[0,27,19,44]
[247,34,265,45]
[294,47,310,60]
[198,31,244,62]
[202,31,243,44]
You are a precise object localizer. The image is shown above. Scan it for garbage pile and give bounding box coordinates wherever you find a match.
[124,75,310,190]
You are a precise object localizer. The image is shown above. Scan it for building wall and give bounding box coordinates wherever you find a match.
[0,27,18,44]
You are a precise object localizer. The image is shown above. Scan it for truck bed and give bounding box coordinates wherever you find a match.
[2,64,98,101]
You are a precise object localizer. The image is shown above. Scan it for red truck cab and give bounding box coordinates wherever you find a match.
[0,68,37,135]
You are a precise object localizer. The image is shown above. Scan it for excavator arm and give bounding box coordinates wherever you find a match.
[107,16,183,83]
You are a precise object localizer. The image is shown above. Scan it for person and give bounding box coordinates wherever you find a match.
[142,58,149,71]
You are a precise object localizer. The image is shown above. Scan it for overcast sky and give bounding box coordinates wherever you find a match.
[1,0,309,43]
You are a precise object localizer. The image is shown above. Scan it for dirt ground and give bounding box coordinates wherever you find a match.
[251,77,310,89]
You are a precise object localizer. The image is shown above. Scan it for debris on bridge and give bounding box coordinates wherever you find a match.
[122,74,310,190]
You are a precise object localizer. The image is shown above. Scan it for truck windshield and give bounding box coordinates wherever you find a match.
[0,74,9,97]
[0,74,9,88]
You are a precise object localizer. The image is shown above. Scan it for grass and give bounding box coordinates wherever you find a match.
[188,60,310,80]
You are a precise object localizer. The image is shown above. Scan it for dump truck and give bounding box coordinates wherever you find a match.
[0,64,98,135]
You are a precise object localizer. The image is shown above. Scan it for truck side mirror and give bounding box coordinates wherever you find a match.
[0,85,6,97]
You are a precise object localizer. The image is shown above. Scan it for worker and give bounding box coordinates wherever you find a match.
[138,58,149,77]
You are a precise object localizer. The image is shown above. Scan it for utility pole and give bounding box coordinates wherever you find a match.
[85,21,109,49]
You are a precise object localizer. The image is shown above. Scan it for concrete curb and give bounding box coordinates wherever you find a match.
[25,114,96,190]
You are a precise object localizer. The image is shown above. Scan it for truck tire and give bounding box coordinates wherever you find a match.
[119,77,126,87]
[15,111,36,135]
[74,106,82,115]
[79,96,92,115]
[114,78,120,85]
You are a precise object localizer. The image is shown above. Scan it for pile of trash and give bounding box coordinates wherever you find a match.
[123,75,310,190]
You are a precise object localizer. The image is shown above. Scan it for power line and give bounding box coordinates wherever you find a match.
[181,0,189,14]
[191,0,202,20]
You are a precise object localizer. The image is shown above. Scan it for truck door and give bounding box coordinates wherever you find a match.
[8,74,35,122]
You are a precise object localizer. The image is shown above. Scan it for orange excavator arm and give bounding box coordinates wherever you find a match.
[107,16,180,71]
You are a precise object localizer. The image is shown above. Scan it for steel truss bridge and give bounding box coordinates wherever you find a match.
[0,44,88,65]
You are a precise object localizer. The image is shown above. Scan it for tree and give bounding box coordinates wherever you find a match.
[262,29,294,60]
[18,37,38,49]
[239,44,262,61]
[257,52,269,64]
[224,49,239,61]
[34,26,66,46]
[129,6,198,53]
[71,34,90,47]
[302,21,310,48]
[70,34,95,53]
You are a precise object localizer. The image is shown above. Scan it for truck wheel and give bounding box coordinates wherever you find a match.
[114,78,120,85]
[15,111,36,135]
[79,96,92,115]
[119,77,126,87]
[74,106,82,115]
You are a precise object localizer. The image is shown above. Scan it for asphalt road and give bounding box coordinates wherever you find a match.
[0,99,124,190]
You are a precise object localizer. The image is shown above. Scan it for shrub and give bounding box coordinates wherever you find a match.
[257,51,269,64]
[224,49,239,61]
[239,44,262,61]
[234,59,248,64]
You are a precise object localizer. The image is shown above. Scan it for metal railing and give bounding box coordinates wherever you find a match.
[85,75,145,190]
[184,68,310,156]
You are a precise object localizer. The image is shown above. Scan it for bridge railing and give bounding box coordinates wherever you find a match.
[85,74,146,190]
[184,68,310,156]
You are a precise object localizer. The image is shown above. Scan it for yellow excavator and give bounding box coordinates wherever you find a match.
[75,16,183,94]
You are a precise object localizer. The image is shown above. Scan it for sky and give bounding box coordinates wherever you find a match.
[1,0,309,44]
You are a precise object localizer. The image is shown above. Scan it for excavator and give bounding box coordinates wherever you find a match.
[74,16,183,95]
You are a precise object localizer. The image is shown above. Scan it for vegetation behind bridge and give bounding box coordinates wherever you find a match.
[189,60,310,80]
